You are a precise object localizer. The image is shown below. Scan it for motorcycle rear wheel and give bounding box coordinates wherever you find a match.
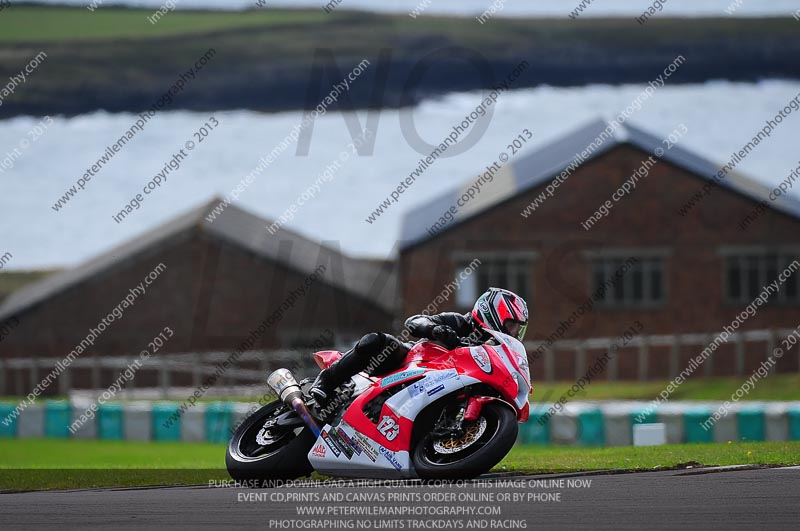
[225,400,316,482]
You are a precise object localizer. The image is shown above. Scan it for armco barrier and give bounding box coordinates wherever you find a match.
[0,403,17,437]
[181,405,206,443]
[789,406,800,440]
[738,407,765,442]
[577,409,605,446]
[604,412,633,447]
[765,403,789,441]
[206,403,233,444]
[712,410,738,444]
[44,401,71,438]
[2,400,800,446]
[151,403,181,441]
[71,403,96,440]
[98,403,124,440]
[17,403,44,438]
[684,407,714,443]
[632,409,657,425]
[123,402,152,441]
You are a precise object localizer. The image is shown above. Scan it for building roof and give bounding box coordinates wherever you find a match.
[0,199,396,321]
[399,119,800,250]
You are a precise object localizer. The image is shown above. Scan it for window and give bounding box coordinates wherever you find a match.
[591,256,665,308]
[454,253,533,309]
[724,252,800,305]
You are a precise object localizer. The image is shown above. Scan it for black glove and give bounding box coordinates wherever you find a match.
[431,325,460,348]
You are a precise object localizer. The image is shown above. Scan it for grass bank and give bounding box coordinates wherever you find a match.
[0,438,797,490]
[0,6,798,117]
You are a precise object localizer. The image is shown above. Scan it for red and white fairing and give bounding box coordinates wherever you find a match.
[307,330,531,478]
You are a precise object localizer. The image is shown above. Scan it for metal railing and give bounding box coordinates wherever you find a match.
[0,328,795,396]
[525,328,795,381]
[0,349,317,398]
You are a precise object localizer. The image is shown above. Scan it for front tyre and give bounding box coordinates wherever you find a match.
[226,400,316,482]
[412,401,518,479]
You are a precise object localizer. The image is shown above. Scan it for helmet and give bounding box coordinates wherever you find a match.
[471,287,529,341]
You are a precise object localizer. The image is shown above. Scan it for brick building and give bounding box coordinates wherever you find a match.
[2,120,799,392]
[0,200,395,393]
[398,120,800,379]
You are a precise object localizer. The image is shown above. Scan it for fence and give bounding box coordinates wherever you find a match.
[0,328,796,397]
[0,350,318,398]
[525,327,796,381]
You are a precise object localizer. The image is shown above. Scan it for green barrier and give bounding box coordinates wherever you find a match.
[44,401,72,438]
[683,408,714,443]
[205,403,233,444]
[98,403,124,440]
[0,403,17,437]
[151,403,181,441]
[737,408,765,442]
[789,407,800,441]
[518,411,549,445]
[578,409,605,446]
[631,409,658,425]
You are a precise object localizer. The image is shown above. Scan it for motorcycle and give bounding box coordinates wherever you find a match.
[226,328,531,480]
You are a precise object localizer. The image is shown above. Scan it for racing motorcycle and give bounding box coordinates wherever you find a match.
[226,329,531,480]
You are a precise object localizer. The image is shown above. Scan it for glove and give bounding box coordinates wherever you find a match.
[431,325,460,348]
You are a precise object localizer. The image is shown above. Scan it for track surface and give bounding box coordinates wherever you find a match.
[1,468,798,530]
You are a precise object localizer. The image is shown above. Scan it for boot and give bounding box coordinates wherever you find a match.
[309,348,362,406]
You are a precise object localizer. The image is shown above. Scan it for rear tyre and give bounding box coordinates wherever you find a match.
[411,401,518,479]
[226,400,316,482]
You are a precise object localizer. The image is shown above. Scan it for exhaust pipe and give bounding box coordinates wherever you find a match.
[267,369,321,437]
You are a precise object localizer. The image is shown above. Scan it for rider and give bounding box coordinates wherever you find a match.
[309,287,528,405]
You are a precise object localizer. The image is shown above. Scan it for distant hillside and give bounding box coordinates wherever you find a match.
[0,6,799,117]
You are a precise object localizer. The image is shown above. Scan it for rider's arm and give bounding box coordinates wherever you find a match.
[404,312,473,339]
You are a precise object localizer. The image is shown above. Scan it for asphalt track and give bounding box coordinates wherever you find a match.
[1,467,798,531]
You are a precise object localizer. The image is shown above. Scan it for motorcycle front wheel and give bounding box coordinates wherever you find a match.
[411,401,518,479]
[226,400,316,482]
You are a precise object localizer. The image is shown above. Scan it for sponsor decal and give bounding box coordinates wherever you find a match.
[320,429,342,458]
[312,444,327,458]
[337,427,362,456]
[256,427,270,446]
[354,433,379,462]
[381,368,425,387]
[408,369,458,398]
[430,369,458,383]
[379,445,403,471]
[408,380,426,398]
[426,384,445,397]
[328,426,354,459]
[471,347,493,374]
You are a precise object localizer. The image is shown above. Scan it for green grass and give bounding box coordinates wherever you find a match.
[0,439,797,491]
[498,441,800,474]
[0,7,328,42]
[0,438,228,491]
[2,5,798,118]
[531,374,800,402]
[2,374,798,408]
[0,438,225,469]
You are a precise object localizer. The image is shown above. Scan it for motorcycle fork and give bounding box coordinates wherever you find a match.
[430,392,470,438]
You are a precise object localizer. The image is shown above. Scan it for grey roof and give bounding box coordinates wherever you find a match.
[400,119,800,249]
[0,199,396,321]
